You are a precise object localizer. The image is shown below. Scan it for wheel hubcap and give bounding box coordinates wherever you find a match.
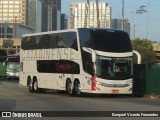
[75,82,80,94]
[34,81,37,90]
[68,82,72,94]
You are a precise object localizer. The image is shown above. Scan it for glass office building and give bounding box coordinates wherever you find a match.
[26,0,61,32]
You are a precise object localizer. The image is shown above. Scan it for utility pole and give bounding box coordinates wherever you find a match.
[131,11,136,39]
[146,2,151,40]
[13,16,17,38]
[133,23,136,39]
[122,0,124,30]
[136,3,150,40]
[35,0,38,32]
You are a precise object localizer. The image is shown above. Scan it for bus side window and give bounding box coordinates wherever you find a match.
[34,36,40,49]
[70,39,78,51]
[82,49,93,75]
[22,37,28,50]
[39,35,50,49]
[63,32,78,51]
[57,34,65,48]
[50,35,58,48]
[27,36,36,50]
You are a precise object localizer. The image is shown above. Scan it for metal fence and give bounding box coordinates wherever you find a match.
[133,64,160,95]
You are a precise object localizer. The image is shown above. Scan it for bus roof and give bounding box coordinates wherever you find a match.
[22,28,126,37]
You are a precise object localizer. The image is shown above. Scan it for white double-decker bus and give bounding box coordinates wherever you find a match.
[19,28,133,96]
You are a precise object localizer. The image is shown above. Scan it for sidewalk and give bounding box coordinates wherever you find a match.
[144,94,160,99]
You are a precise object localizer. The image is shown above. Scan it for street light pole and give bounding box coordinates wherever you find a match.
[146,2,151,40]
[49,0,53,31]
[36,0,38,32]
[122,0,124,30]
[133,23,136,39]
[136,3,150,40]
[131,11,137,39]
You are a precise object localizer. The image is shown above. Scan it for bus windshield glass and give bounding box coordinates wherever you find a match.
[90,30,132,52]
[6,62,19,72]
[96,56,132,80]
[78,28,132,53]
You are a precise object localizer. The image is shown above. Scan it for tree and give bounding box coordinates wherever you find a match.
[132,38,157,64]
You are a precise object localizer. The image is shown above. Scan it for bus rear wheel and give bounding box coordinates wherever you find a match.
[66,79,72,95]
[33,80,40,93]
[28,77,34,93]
[29,83,33,93]
[73,80,81,96]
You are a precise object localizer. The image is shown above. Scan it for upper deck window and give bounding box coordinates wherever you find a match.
[21,32,78,51]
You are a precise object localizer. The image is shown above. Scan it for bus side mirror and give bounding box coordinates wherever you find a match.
[2,62,6,66]
[86,48,96,62]
[133,50,141,64]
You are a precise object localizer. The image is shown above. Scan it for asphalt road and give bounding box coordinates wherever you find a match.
[0,79,160,120]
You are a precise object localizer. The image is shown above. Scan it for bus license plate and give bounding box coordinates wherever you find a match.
[112,90,119,94]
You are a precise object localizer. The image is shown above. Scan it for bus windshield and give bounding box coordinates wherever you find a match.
[96,56,132,80]
[78,28,132,53]
[6,62,19,72]
[90,30,132,52]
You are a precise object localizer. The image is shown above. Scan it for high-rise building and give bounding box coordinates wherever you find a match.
[26,0,61,32]
[0,0,61,38]
[112,18,130,36]
[0,0,26,24]
[0,0,33,38]
[61,14,68,30]
[69,2,111,29]
[26,0,42,32]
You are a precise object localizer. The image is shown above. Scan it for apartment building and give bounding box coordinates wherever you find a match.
[69,2,111,29]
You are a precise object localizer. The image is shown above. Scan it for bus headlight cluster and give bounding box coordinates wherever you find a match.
[96,81,103,86]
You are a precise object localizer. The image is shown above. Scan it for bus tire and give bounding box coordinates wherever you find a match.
[66,79,72,95]
[33,79,40,93]
[28,77,34,93]
[73,79,81,96]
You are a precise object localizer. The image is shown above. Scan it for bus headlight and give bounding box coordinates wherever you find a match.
[96,81,102,85]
